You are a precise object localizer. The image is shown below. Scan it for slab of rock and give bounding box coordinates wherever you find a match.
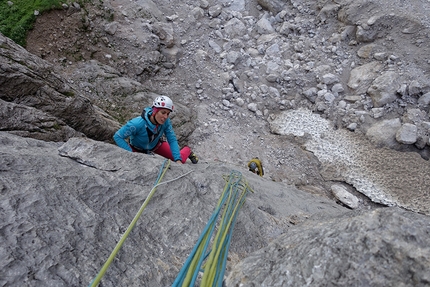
[226,207,430,286]
[331,183,359,209]
[0,132,347,287]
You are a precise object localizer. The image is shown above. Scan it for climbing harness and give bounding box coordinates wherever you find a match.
[88,159,192,287]
[172,170,254,287]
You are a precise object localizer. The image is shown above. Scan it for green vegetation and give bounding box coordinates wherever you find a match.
[52,122,61,130]
[62,90,75,97]
[0,0,64,47]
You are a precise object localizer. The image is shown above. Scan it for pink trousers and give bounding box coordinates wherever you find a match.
[154,141,191,163]
[131,141,191,163]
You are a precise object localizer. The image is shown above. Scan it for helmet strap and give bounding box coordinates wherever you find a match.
[148,107,160,126]
[149,108,161,126]
[152,107,160,115]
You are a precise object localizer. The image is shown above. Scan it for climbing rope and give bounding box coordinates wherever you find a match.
[172,170,253,287]
[89,159,192,287]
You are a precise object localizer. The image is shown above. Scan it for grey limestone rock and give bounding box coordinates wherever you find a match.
[366,118,402,149]
[331,183,359,209]
[2,0,430,285]
[347,62,383,95]
[0,34,120,142]
[0,132,347,286]
[367,71,400,108]
[226,207,430,287]
[396,123,418,145]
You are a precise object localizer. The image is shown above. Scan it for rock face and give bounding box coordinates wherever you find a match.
[0,35,120,142]
[0,132,347,286]
[2,133,429,287]
[0,34,196,145]
[20,0,430,183]
[0,98,83,142]
[10,0,430,176]
[226,207,430,287]
[2,0,430,285]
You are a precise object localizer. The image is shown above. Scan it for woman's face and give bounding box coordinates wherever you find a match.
[154,108,171,124]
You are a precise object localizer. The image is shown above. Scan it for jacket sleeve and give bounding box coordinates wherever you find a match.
[113,123,135,152]
[163,120,182,161]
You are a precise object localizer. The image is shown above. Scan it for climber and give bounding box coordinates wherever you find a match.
[247,157,264,176]
[113,95,199,164]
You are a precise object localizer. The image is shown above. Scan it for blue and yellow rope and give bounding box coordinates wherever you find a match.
[172,170,253,287]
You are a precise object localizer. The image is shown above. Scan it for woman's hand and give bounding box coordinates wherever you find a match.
[176,160,182,164]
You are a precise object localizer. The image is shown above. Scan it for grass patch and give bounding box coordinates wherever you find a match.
[0,0,65,47]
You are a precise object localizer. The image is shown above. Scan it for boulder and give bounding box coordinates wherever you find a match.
[396,123,418,144]
[347,62,383,95]
[366,118,402,149]
[331,183,359,209]
[367,71,400,108]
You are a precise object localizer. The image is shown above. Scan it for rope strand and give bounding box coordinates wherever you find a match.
[89,160,192,287]
[172,170,253,287]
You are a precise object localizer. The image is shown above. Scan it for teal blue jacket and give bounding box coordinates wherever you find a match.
[113,107,181,161]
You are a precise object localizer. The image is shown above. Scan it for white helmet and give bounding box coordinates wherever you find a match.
[153,96,174,111]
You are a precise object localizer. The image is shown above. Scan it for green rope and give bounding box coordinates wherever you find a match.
[201,175,249,286]
[172,170,253,287]
[89,160,192,287]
